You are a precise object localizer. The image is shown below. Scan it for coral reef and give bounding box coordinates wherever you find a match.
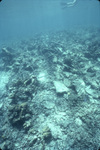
[0,28,100,150]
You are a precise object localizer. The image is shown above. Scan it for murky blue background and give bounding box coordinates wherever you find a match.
[0,0,100,44]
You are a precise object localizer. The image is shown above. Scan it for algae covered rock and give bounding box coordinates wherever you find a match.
[8,102,31,128]
[9,75,38,103]
[41,126,52,142]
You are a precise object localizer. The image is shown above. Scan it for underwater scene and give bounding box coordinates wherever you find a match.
[0,0,100,150]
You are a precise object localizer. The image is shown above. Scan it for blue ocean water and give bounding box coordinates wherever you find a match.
[0,0,100,44]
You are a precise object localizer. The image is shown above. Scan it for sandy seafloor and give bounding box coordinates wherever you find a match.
[0,27,100,150]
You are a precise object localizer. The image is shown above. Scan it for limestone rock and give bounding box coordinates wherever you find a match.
[53,81,69,94]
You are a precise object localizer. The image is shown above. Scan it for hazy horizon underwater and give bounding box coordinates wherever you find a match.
[0,0,100,150]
